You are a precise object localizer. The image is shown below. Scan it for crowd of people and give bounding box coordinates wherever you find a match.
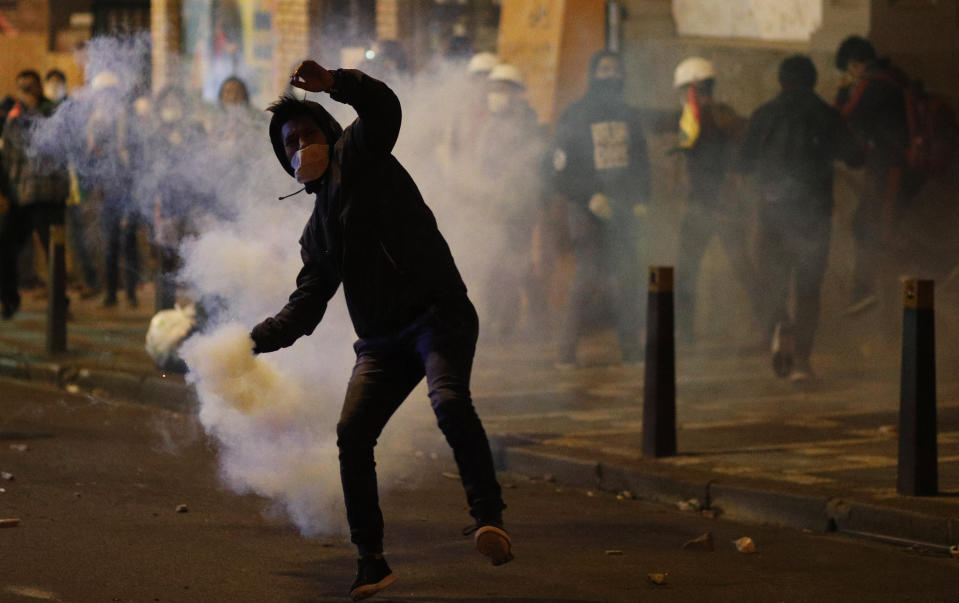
[435,35,954,381]
[0,33,954,383]
[0,67,262,318]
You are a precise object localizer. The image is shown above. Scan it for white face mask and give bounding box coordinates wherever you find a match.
[160,107,181,123]
[487,91,510,114]
[291,144,330,184]
[44,83,66,102]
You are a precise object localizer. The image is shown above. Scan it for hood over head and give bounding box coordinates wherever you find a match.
[268,96,344,179]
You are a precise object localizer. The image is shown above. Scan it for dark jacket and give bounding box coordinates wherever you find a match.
[737,87,863,219]
[552,81,650,215]
[682,102,745,206]
[251,69,467,352]
[835,60,909,170]
[1,101,69,206]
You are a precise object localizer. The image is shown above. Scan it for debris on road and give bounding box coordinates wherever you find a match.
[414,450,425,459]
[617,490,635,500]
[605,550,623,556]
[544,474,556,483]
[877,425,898,437]
[429,452,439,460]
[1,472,14,481]
[175,504,189,513]
[950,545,959,558]
[682,532,714,551]
[9,444,28,452]
[586,491,595,497]
[676,498,702,512]
[701,509,717,519]
[0,518,21,528]
[65,384,80,395]
[647,572,668,585]
[441,472,459,480]
[733,537,756,553]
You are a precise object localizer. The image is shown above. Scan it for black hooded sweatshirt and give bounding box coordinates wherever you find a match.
[552,51,650,215]
[251,69,467,352]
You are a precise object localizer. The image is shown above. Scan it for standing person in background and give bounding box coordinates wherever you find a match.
[149,86,210,311]
[84,70,141,308]
[0,70,69,319]
[436,52,497,181]
[737,56,863,381]
[553,50,650,367]
[474,64,547,338]
[670,57,760,345]
[834,36,911,316]
[48,69,100,300]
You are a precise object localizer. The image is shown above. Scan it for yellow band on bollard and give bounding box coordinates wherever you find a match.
[648,266,674,292]
[48,225,66,247]
[903,278,934,310]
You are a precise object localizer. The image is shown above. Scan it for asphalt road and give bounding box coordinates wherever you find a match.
[1,378,958,603]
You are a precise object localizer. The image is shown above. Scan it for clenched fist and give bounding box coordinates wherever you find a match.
[290,60,335,93]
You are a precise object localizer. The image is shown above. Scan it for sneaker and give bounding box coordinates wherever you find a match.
[789,359,815,382]
[843,295,878,317]
[465,523,514,566]
[349,555,395,601]
[770,322,794,378]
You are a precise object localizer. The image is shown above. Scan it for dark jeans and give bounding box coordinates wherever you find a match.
[338,296,504,556]
[155,245,179,311]
[0,202,65,309]
[66,204,98,290]
[560,208,643,363]
[756,209,831,363]
[675,202,759,342]
[101,200,140,302]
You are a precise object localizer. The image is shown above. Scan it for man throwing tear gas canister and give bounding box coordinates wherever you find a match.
[249,60,511,601]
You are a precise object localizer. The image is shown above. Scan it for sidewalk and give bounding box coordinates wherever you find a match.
[2,292,959,550]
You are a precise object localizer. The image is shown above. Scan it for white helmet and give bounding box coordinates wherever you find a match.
[468,52,499,75]
[673,57,715,89]
[91,70,120,90]
[488,64,525,89]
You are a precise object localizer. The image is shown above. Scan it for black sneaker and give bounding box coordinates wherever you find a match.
[464,522,514,566]
[349,555,395,601]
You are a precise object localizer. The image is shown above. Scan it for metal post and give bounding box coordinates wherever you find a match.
[642,266,676,458]
[46,223,67,355]
[897,278,937,496]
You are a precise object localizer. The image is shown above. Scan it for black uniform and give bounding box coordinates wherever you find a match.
[737,87,863,365]
[251,69,504,557]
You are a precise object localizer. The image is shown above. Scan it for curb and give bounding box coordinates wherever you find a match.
[493,445,959,548]
[6,352,958,550]
[0,353,195,413]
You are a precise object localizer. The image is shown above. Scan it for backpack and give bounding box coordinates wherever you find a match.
[903,83,958,179]
[846,69,957,180]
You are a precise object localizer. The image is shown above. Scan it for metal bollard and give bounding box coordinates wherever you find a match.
[897,278,937,496]
[642,266,676,458]
[46,223,67,355]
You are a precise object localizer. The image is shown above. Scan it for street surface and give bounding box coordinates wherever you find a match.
[2,378,959,602]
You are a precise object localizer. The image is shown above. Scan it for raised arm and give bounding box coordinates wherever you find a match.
[291,60,401,156]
